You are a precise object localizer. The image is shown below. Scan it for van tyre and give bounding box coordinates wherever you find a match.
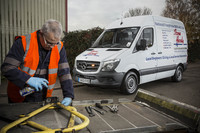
[172,66,183,82]
[121,72,138,94]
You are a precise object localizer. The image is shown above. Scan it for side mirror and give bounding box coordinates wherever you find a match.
[136,39,147,51]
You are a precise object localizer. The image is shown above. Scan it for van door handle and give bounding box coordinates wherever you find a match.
[158,52,162,54]
[151,52,156,55]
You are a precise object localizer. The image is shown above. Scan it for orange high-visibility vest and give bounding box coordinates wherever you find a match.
[7,31,63,102]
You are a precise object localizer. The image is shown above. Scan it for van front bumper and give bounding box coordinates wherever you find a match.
[73,69,125,87]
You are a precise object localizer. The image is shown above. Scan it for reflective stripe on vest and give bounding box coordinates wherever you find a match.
[47,41,63,97]
[47,68,58,90]
[24,34,31,60]
[49,68,58,74]
[19,31,39,76]
[19,33,37,75]
[20,66,36,75]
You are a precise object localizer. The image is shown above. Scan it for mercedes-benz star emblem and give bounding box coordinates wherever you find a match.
[81,62,87,70]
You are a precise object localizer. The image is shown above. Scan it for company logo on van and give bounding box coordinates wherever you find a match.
[174,29,186,47]
[174,29,181,36]
[84,50,99,57]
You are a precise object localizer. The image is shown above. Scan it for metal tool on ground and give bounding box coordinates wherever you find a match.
[106,104,118,113]
[90,106,104,115]
[95,103,107,112]
[85,106,95,117]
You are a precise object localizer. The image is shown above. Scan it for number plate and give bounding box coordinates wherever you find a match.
[78,77,90,84]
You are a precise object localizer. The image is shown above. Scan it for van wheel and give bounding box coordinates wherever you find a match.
[172,66,183,82]
[121,72,138,94]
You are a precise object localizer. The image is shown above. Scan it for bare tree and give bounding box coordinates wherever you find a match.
[124,7,152,18]
[162,0,200,42]
[143,7,153,15]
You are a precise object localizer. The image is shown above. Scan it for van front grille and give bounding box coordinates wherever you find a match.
[76,60,100,72]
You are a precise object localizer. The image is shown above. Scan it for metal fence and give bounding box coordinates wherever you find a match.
[0,0,67,84]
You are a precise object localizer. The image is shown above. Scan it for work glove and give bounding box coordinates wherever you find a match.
[26,77,49,92]
[61,97,72,106]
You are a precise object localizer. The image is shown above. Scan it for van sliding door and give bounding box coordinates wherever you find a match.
[156,24,176,79]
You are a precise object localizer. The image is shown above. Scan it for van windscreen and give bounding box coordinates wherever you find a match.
[92,27,139,48]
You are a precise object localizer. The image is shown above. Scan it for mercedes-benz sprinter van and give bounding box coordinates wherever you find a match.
[73,15,188,94]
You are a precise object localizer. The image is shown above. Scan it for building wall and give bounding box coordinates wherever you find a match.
[0,0,66,84]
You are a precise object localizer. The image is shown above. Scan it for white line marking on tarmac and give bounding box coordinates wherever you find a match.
[117,114,137,128]
[94,111,115,130]
[122,104,162,128]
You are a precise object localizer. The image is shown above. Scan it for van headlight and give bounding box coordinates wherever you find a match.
[101,59,120,71]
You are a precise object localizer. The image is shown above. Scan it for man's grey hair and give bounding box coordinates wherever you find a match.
[41,19,62,39]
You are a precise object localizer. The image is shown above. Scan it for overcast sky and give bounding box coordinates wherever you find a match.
[68,0,166,31]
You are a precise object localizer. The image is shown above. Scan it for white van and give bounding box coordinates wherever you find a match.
[73,15,188,94]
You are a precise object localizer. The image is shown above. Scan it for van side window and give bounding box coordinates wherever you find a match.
[136,28,154,49]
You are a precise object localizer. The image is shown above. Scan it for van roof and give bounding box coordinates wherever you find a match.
[105,15,184,29]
